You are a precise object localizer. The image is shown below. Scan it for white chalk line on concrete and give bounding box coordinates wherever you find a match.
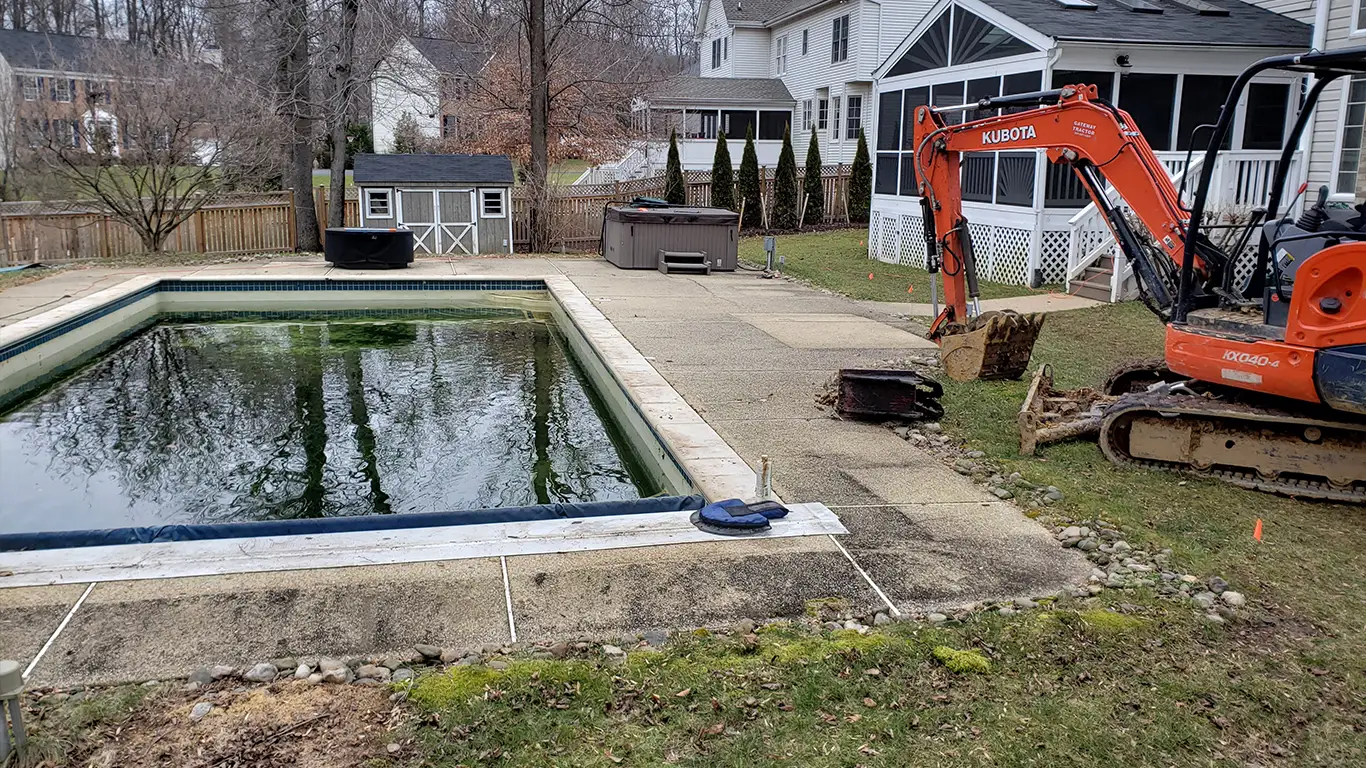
[25,582,95,679]
[827,535,901,618]
[500,556,518,644]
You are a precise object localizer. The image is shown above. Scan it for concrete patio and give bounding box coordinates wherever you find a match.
[0,257,1089,686]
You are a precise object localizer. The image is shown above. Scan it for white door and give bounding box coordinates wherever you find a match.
[438,189,477,254]
[397,189,438,253]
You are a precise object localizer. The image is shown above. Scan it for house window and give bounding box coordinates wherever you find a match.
[831,15,849,63]
[366,189,392,218]
[1243,82,1290,150]
[1177,74,1236,151]
[831,96,841,140]
[817,98,828,130]
[1337,76,1366,195]
[845,95,862,140]
[481,189,505,217]
[1356,0,1366,32]
[724,36,729,60]
[711,39,722,69]
[886,8,1035,78]
[802,29,809,55]
[1117,73,1177,151]
[21,76,38,101]
[85,80,111,105]
[776,36,787,75]
[758,111,790,140]
[802,99,812,132]
[51,119,77,148]
[441,114,457,139]
[52,78,73,103]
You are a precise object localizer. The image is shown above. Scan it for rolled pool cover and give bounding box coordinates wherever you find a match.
[0,494,706,552]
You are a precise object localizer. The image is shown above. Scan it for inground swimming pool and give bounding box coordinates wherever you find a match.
[0,276,772,553]
[1,312,662,535]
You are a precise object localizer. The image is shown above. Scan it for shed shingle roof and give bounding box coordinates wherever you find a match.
[647,76,795,106]
[353,154,515,185]
[977,0,1309,47]
[0,29,125,72]
[406,36,486,76]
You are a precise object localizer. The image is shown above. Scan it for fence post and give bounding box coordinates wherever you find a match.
[195,210,207,254]
[287,189,298,251]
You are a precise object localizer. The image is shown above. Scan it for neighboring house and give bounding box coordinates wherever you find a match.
[582,0,929,181]
[1250,0,1366,204]
[371,36,487,155]
[354,153,515,255]
[0,29,127,168]
[866,0,1310,300]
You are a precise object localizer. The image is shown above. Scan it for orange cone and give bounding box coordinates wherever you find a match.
[1253,518,1263,542]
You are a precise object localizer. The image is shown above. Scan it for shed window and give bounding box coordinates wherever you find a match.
[481,189,505,217]
[366,189,392,218]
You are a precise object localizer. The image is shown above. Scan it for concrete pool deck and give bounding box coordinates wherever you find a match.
[0,256,1089,686]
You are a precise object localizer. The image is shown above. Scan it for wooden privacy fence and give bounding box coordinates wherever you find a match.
[0,192,296,264]
[0,166,853,263]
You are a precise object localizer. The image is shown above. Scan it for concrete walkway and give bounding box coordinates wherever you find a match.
[855,291,1102,318]
[0,257,1088,686]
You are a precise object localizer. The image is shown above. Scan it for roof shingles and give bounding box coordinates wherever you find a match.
[0,29,125,73]
[976,0,1310,47]
[647,76,795,105]
[353,154,515,185]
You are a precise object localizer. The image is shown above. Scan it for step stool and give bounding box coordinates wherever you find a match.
[657,250,711,275]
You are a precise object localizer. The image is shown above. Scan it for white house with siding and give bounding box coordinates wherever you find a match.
[583,0,934,180]
[866,0,1311,300]
[1250,0,1366,203]
[371,36,487,155]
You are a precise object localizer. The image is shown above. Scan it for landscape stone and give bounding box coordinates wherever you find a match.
[548,642,570,659]
[439,648,462,664]
[188,668,214,686]
[1220,591,1246,607]
[927,613,948,624]
[356,665,391,682]
[1191,592,1217,610]
[1208,577,1230,595]
[295,664,312,679]
[602,645,627,664]
[209,665,236,680]
[392,669,415,683]
[488,660,510,671]
[414,644,442,660]
[270,657,297,673]
[189,702,212,722]
[873,612,892,626]
[243,663,278,683]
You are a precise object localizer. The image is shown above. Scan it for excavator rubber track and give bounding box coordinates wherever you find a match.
[1099,386,1366,503]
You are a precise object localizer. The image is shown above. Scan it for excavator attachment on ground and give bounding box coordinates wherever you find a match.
[936,310,1045,382]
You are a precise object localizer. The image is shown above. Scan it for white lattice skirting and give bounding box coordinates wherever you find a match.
[869,208,1071,286]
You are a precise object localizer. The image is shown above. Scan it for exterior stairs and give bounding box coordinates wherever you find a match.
[1068,253,1114,302]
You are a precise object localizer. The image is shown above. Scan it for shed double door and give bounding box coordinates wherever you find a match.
[397,189,477,255]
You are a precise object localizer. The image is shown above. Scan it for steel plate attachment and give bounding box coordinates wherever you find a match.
[835,368,945,421]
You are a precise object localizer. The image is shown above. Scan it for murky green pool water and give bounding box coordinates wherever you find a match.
[0,316,659,534]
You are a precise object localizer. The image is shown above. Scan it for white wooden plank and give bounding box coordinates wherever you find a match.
[0,503,848,588]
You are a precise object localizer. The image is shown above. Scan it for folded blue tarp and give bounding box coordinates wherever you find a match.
[0,494,706,552]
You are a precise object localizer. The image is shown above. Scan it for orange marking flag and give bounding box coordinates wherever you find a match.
[1253,518,1263,542]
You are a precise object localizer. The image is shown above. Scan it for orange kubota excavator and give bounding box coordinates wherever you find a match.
[912,48,1366,502]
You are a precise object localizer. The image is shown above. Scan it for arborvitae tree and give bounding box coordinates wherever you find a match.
[803,129,825,226]
[710,133,736,211]
[772,124,799,230]
[737,124,762,227]
[665,129,686,204]
[392,112,421,153]
[849,128,872,223]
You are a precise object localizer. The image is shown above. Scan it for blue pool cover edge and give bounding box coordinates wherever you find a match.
[0,494,706,552]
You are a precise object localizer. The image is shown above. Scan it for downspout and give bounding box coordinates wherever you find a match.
[1294,0,1331,206]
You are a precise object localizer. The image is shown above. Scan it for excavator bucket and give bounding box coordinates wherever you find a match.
[939,310,1045,382]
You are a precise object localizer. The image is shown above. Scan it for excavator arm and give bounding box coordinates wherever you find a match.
[912,84,1212,335]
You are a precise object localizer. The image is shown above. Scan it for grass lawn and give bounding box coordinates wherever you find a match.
[12,304,1366,766]
[394,302,1365,766]
[311,169,355,187]
[738,229,1042,303]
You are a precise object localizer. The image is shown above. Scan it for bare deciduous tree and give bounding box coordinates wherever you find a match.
[21,45,279,252]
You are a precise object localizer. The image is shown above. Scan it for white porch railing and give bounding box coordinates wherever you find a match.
[1064,149,1300,301]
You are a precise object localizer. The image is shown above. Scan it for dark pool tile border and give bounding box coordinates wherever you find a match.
[0,278,549,364]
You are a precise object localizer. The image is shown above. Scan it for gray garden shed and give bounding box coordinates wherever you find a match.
[353,153,514,255]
